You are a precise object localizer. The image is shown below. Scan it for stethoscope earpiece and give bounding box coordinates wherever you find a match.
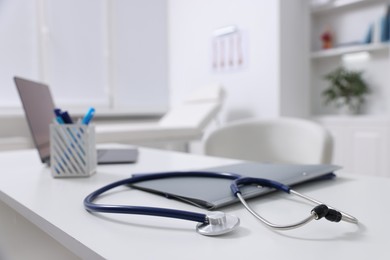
[311,204,342,222]
[311,204,329,220]
[325,209,342,222]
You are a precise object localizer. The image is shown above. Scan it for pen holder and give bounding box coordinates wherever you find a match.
[50,124,97,178]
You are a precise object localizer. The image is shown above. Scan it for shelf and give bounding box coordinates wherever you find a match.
[311,42,389,59]
[311,0,382,15]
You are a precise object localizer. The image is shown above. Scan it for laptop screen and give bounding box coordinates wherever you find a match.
[14,77,56,163]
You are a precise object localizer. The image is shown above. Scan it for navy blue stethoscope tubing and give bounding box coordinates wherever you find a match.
[83,170,319,224]
[231,177,291,195]
[84,170,358,233]
[84,171,244,223]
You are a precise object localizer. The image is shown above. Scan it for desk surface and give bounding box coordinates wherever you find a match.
[0,148,389,260]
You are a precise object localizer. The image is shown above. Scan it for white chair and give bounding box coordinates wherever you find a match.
[204,117,333,164]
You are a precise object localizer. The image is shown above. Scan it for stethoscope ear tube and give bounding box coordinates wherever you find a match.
[84,176,207,223]
[231,177,291,195]
[231,177,358,229]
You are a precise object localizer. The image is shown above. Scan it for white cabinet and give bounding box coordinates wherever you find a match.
[316,116,390,177]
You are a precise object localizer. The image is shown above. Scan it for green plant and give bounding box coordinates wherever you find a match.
[322,66,370,114]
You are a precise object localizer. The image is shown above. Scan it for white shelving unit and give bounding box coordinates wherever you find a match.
[309,0,390,177]
[310,0,390,116]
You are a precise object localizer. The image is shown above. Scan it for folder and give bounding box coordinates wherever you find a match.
[130,162,340,209]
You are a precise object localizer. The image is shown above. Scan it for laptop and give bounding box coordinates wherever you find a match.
[14,76,138,165]
[131,162,340,209]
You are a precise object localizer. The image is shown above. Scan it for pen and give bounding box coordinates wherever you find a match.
[61,111,73,124]
[54,108,64,124]
[81,107,95,125]
[54,108,73,124]
[55,116,65,124]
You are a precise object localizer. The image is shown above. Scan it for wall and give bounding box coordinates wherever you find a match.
[0,0,169,114]
[168,0,281,123]
[280,0,310,118]
[0,0,169,146]
[0,0,39,107]
[112,0,169,111]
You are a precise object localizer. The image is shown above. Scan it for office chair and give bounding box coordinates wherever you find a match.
[204,117,333,164]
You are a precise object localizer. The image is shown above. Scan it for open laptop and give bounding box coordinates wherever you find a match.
[14,76,138,165]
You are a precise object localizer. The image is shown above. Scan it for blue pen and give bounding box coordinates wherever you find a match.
[61,111,73,124]
[81,107,95,125]
[54,108,62,117]
[56,115,65,124]
[55,108,74,124]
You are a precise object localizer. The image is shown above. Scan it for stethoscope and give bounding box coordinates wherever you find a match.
[84,171,358,236]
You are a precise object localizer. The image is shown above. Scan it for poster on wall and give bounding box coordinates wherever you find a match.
[211,25,247,73]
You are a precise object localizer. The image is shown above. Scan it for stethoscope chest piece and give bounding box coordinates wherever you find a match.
[196,211,240,236]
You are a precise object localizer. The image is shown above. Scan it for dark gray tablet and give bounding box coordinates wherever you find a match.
[130,162,340,210]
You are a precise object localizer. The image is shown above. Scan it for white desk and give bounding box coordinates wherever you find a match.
[0,148,389,260]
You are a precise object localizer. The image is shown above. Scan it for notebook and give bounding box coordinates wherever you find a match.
[14,76,138,165]
[130,162,340,209]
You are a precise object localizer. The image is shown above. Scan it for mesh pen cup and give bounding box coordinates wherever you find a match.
[50,124,97,177]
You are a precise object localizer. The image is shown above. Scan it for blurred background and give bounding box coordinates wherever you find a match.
[1,0,390,177]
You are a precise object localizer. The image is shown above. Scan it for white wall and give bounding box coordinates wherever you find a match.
[0,0,170,147]
[0,0,169,114]
[112,0,169,112]
[0,0,39,107]
[168,0,281,123]
[280,0,310,118]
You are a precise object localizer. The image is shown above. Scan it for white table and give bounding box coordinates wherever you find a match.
[0,148,389,260]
